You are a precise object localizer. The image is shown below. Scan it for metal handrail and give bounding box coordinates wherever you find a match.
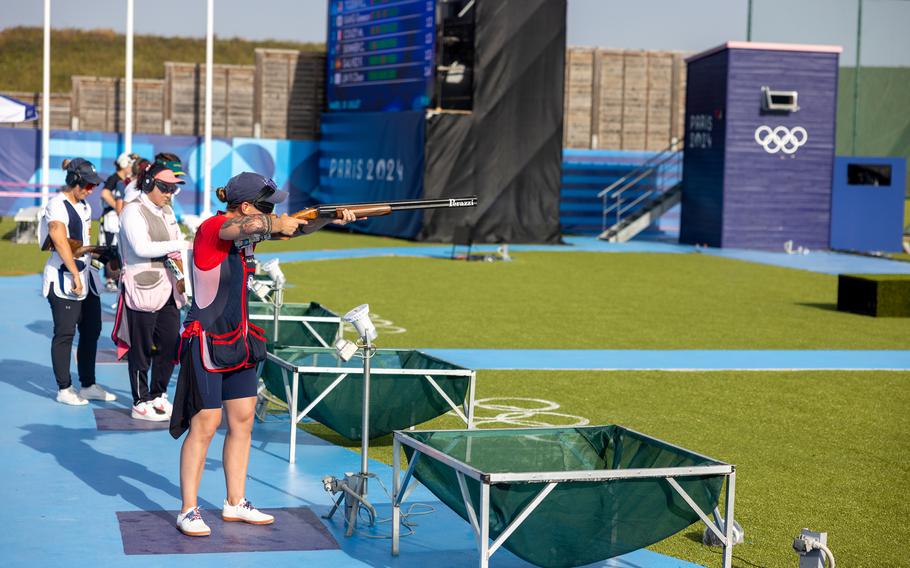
[596,138,682,199]
[600,139,684,235]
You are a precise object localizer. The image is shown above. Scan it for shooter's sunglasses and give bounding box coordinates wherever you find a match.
[155,180,181,194]
[250,185,276,214]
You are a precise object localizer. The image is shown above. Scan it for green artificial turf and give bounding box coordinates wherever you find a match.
[0,218,422,276]
[291,370,910,568]
[0,216,54,275]
[279,252,910,349]
[256,228,427,253]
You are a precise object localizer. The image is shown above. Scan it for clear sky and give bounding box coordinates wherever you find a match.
[3,0,909,66]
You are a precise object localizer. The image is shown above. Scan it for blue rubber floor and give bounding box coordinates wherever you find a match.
[2,274,704,568]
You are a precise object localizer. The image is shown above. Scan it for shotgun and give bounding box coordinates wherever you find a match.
[236,196,478,247]
[42,236,187,294]
[291,195,478,222]
[42,236,121,270]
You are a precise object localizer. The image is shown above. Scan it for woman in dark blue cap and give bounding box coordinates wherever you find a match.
[39,158,117,406]
[170,172,356,537]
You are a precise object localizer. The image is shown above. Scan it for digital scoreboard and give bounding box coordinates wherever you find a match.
[327,0,436,112]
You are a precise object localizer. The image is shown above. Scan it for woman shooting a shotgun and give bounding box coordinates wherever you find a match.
[170,172,357,537]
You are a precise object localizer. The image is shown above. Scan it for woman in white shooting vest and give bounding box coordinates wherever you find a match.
[41,158,117,406]
[114,163,188,421]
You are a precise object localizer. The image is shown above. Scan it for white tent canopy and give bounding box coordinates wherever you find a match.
[0,94,37,123]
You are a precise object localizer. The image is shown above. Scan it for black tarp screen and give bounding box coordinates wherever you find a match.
[419,0,567,244]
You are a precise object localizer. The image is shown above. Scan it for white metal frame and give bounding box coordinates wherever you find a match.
[266,350,477,464]
[391,427,737,568]
[247,313,342,348]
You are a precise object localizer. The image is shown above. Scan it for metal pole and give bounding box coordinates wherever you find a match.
[479,483,490,568]
[41,0,51,207]
[746,0,753,41]
[272,286,282,344]
[360,337,371,497]
[851,0,863,155]
[202,0,214,217]
[289,370,298,464]
[391,436,401,555]
[124,0,134,154]
[722,469,737,568]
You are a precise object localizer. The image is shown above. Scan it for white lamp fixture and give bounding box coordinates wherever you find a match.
[324,303,380,536]
[334,337,358,362]
[343,304,377,343]
[262,258,286,288]
[249,279,271,303]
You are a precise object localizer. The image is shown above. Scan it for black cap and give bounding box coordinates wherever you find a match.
[223,172,288,205]
[66,158,104,186]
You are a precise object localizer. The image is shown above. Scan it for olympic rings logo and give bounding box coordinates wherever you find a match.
[450,397,590,428]
[754,125,808,155]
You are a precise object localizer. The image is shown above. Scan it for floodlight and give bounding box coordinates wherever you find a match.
[262,258,286,287]
[249,279,271,303]
[334,337,358,362]
[343,304,377,343]
[325,303,380,536]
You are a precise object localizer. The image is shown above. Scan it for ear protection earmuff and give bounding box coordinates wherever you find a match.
[65,170,84,188]
[139,163,166,193]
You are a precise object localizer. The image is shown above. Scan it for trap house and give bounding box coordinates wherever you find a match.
[679,41,842,250]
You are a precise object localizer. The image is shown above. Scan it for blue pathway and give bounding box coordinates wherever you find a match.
[258,235,910,275]
[423,349,910,371]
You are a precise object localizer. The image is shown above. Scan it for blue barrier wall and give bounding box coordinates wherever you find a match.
[0,127,319,218]
[316,112,426,239]
[830,156,906,253]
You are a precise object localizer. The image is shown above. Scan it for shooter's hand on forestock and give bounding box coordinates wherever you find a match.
[333,208,358,226]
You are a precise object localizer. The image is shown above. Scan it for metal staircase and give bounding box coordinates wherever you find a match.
[598,140,683,242]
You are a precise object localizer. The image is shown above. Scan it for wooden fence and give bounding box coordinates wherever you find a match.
[254,49,325,140]
[564,47,687,151]
[5,48,686,150]
[165,62,256,137]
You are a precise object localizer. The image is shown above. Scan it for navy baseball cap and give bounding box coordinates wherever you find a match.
[66,158,104,186]
[223,172,288,206]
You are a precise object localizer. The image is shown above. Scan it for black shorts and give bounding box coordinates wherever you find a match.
[188,339,258,409]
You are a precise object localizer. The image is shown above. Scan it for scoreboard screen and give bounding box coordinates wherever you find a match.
[326,0,436,112]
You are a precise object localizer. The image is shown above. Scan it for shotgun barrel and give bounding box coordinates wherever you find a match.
[292,195,478,221]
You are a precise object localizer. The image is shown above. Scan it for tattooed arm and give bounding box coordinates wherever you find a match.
[218,213,304,241]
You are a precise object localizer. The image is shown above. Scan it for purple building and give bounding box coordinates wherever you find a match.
[680,42,842,250]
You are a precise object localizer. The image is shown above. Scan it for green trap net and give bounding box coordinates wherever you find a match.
[397,426,732,568]
[262,347,474,441]
[247,301,341,348]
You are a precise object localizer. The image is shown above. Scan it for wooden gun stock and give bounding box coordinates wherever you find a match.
[42,237,120,269]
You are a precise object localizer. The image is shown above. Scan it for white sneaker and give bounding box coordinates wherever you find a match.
[152,394,173,417]
[56,386,88,406]
[176,507,211,537]
[222,498,274,525]
[80,384,116,402]
[131,400,169,422]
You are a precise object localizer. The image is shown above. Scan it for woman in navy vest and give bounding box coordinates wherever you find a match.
[41,158,117,406]
[170,172,356,537]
